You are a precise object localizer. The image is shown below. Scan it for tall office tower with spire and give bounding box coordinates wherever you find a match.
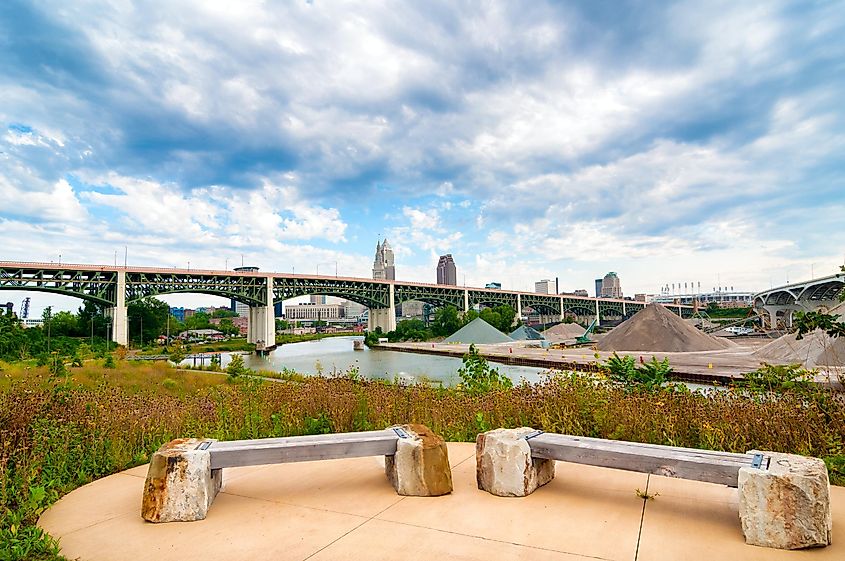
[372,239,396,280]
[436,254,457,285]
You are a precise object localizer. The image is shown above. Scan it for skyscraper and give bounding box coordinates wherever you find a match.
[600,272,622,299]
[595,279,603,298]
[372,239,395,280]
[534,279,554,294]
[310,295,327,304]
[436,254,457,285]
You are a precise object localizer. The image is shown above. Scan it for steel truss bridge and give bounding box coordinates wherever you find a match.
[0,261,693,347]
[752,273,845,328]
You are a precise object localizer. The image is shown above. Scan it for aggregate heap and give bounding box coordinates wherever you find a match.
[596,303,734,352]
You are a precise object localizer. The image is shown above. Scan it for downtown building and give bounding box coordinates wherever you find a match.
[372,239,395,280]
[436,254,457,285]
[600,272,623,299]
[284,303,345,321]
[534,279,555,294]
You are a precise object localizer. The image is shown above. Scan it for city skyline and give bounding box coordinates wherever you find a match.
[1,1,844,316]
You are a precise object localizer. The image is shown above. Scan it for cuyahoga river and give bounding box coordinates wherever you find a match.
[236,335,546,386]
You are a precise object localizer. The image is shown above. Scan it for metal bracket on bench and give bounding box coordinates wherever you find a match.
[393,427,411,439]
[196,440,213,451]
[750,453,765,469]
[523,430,544,441]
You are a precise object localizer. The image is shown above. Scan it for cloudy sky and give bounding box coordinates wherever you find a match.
[1,0,844,313]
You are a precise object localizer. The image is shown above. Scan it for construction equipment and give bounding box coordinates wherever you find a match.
[575,319,598,345]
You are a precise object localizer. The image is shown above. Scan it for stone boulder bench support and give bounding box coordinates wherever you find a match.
[142,424,452,523]
[476,428,832,550]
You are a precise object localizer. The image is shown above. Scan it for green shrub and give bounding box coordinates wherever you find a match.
[226,354,248,380]
[602,353,674,392]
[456,344,513,395]
[161,378,179,391]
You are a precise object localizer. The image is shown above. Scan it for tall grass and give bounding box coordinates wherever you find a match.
[1,364,843,560]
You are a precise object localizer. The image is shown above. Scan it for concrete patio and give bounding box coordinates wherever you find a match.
[39,442,844,561]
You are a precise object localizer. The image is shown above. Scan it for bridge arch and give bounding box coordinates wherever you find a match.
[274,290,384,310]
[0,285,115,308]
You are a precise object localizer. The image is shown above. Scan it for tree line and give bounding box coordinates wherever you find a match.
[0,297,244,361]
[377,304,519,343]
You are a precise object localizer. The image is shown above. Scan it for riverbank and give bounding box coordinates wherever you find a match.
[379,340,844,389]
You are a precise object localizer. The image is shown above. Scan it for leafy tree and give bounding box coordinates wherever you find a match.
[275,319,290,331]
[77,301,109,338]
[184,311,212,331]
[49,311,80,337]
[216,318,241,336]
[467,304,518,333]
[127,297,170,345]
[211,309,238,318]
[388,319,431,342]
[431,306,461,337]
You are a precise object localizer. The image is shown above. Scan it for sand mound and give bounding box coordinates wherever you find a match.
[596,303,734,352]
[542,323,585,342]
[753,301,845,368]
[443,317,513,344]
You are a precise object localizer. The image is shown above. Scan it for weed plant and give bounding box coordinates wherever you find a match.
[1,361,844,560]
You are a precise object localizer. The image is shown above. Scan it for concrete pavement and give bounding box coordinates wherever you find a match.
[39,442,844,560]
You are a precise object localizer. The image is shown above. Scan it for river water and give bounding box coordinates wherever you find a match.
[235,335,546,386]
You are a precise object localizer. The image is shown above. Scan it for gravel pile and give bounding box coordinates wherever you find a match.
[596,303,734,352]
[542,323,586,342]
[443,317,513,344]
[754,302,845,367]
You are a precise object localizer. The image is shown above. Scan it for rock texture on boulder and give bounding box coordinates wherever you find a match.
[385,424,453,496]
[141,438,222,523]
[597,303,734,352]
[476,428,555,497]
[738,450,832,549]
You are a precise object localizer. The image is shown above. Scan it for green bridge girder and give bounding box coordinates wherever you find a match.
[467,289,518,309]
[0,263,692,320]
[0,266,118,307]
[520,294,561,314]
[273,278,390,309]
[125,271,269,306]
[394,284,464,308]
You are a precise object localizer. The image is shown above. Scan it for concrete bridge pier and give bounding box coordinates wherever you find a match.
[368,284,396,333]
[109,270,128,347]
[247,277,276,350]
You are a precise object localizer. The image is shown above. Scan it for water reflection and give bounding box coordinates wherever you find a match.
[237,336,546,386]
